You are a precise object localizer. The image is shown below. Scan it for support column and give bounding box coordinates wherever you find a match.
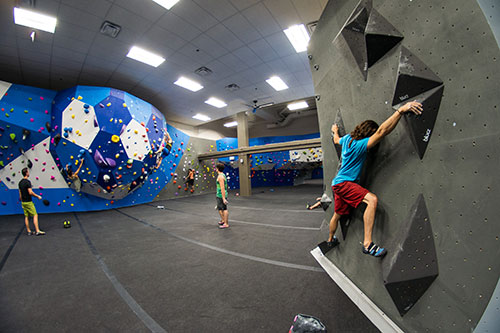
[236,112,251,196]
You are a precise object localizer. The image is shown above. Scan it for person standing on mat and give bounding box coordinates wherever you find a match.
[327,101,423,257]
[216,163,229,229]
[18,167,45,236]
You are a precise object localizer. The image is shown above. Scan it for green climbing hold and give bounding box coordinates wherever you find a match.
[0,161,4,167]
[9,133,15,141]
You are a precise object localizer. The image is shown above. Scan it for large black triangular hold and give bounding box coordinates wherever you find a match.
[394,85,444,159]
[382,194,438,316]
[365,9,403,68]
[345,7,370,34]
[392,47,443,106]
[333,110,347,159]
[341,28,368,80]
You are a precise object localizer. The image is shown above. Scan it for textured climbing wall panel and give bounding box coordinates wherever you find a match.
[310,0,500,331]
[154,136,218,200]
[216,133,323,189]
[0,82,190,214]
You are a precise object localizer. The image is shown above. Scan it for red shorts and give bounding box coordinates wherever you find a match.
[332,181,369,215]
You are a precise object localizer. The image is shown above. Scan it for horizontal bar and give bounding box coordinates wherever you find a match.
[198,138,322,160]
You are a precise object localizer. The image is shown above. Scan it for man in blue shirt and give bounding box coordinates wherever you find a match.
[328,101,423,257]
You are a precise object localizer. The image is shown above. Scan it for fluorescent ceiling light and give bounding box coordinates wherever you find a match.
[152,0,180,10]
[205,97,227,108]
[174,76,203,92]
[224,121,238,128]
[13,7,57,33]
[126,46,165,67]
[284,24,310,53]
[287,101,308,110]
[266,76,288,91]
[192,114,211,121]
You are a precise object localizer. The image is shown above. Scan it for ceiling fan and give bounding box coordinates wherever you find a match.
[243,99,275,113]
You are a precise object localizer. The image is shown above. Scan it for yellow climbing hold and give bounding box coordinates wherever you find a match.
[71,114,75,119]
[77,96,83,100]
[115,154,120,158]
[111,135,120,143]
[70,155,74,159]
[134,130,138,134]
[107,103,111,107]
[123,103,127,108]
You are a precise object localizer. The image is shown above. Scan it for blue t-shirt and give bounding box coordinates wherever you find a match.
[332,134,369,186]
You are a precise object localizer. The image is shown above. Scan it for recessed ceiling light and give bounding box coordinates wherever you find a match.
[126,46,165,67]
[224,121,238,128]
[152,0,180,10]
[266,76,288,91]
[13,7,57,33]
[205,97,227,108]
[284,24,310,53]
[174,76,203,92]
[287,101,308,110]
[192,113,211,121]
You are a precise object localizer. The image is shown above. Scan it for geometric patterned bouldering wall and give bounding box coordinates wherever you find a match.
[0,81,191,215]
[310,0,500,331]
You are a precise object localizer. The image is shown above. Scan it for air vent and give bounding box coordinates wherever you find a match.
[225,83,240,92]
[307,21,318,35]
[100,21,121,38]
[194,66,213,76]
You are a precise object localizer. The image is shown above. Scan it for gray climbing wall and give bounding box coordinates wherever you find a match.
[154,136,217,200]
[310,0,500,331]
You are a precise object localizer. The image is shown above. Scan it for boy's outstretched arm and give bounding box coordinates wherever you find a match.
[367,101,423,149]
[331,124,341,145]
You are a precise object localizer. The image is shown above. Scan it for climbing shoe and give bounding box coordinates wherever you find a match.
[327,236,339,249]
[362,242,387,257]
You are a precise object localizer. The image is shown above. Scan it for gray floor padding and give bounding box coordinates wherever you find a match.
[0,184,378,332]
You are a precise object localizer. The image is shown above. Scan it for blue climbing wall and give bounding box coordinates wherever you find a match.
[216,133,323,190]
[0,81,189,215]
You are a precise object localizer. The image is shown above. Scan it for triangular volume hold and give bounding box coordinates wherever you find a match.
[345,7,370,33]
[394,85,444,159]
[392,47,443,105]
[364,9,403,67]
[341,29,368,80]
[382,194,439,316]
[333,109,347,159]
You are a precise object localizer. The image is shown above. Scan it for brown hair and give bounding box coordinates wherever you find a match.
[216,163,225,172]
[349,120,379,147]
[22,167,29,177]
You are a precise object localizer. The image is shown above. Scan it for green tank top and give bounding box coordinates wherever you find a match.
[216,173,228,198]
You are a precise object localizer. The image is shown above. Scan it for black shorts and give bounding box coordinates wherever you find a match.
[186,179,194,186]
[216,197,227,211]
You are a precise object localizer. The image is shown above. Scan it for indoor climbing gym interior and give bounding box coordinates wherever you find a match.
[0,0,499,332]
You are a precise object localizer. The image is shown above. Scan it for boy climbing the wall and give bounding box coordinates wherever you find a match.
[216,163,229,229]
[18,167,45,236]
[327,101,422,257]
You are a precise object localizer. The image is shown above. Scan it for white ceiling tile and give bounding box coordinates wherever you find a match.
[171,1,218,32]
[88,35,129,62]
[51,66,80,78]
[265,31,296,58]
[266,58,289,75]
[53,34,92,54]
[222,13,261,44]
[191,34,228,58]
[193,0,238,21]
[242,3,281,37]
[17,38,52,55]
[105,5,152,35]
[221,73,252,89]
[248,39,279,62]
[157,11,201,42]
[83,55,120,72]
[228,0,260,11]
[232,46,262,67]
[19,50,50,64]
[142,25,187,54]
[205,59,235,81]
[291,0,324,24]
[113,0,166,22]
[167,52,202,70]
[58,4,104,31]
[264,0,302,30]
[0,46,18,57]
[54,20,96,44]
[52,46,87,63]
[293,70,313,85]
[51,56,85,71]
[61,0,113,18]
[177,42,214,65]
[282,53,308,73]
[206,24,244,52]
[218,53,248,72]
[31,0,60,16]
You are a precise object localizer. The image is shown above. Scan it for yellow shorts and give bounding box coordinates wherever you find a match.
[21,201,37,217]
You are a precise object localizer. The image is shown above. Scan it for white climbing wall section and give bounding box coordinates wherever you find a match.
[121,119,151,161]
[61,99,99,149]
[0,80,12,100]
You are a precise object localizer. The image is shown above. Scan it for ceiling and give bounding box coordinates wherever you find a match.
[0,0,326,127]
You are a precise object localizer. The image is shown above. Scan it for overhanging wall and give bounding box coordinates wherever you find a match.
[310,0,500,331]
